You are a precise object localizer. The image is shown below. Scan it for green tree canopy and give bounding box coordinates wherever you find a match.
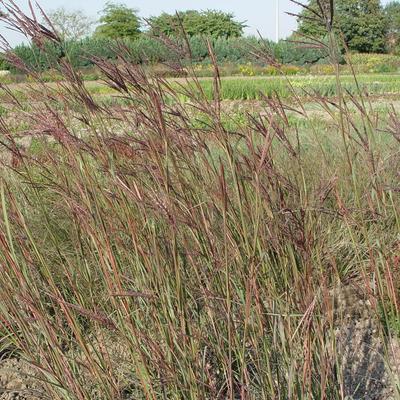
[298,0,387,53]
[94,2,141,40]
[385,1,400,53]
[148,10,245,39]
[296,0,332,37]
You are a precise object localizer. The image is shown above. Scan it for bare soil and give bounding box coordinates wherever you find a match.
[2,284,400,399]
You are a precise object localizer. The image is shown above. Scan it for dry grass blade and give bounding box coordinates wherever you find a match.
[0,1,399,399]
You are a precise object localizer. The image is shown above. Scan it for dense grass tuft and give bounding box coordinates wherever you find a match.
[0,2,400,399]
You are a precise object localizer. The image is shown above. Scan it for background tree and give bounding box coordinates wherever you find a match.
[295,0,330,37]
[45,8,93,41]
[337,0,387,53]
[147,12,178,37]
[94,2,141,40]
[384,1,400,53]
[149,10,245,38]
[298,0,387,53]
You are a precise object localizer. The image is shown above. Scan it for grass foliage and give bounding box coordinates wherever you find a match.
[194,74,400,100]
[0,2,400,399]
[88,74,400,101]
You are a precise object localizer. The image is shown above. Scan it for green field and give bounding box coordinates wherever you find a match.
[2,74,400,110]
[190,73,400,99]
[78,73,400,101]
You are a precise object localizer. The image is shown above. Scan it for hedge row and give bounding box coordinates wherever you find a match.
[1,35,331,73]
[0,54,7,70]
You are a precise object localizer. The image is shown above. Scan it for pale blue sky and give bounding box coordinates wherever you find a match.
[0,0,396,46]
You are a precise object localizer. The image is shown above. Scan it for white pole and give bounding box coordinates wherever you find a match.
[276,0,280,42]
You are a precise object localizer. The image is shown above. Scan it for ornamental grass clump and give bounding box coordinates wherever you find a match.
[0,1,399,399]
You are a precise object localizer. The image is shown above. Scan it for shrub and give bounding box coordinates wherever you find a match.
[345,52,400,73]
[274,39,331,66]
[0,53,9,70]
[6,36,328,74]
[10,41,64,72]
[239,62,257,76]
[309,64,337,75]
[5,37,397,80]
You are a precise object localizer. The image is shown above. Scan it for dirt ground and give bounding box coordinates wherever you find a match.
[0,358,46,400]
[334,285,400,399]
[1,284,400,399]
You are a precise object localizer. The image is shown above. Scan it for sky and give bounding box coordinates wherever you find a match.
[0,0,396,47]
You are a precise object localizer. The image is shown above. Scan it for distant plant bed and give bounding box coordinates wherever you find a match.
[344,53,400,73]
[237,63,305,76]
[190,61,399,79]
[176,74,400,101]
[4,37,399,81]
